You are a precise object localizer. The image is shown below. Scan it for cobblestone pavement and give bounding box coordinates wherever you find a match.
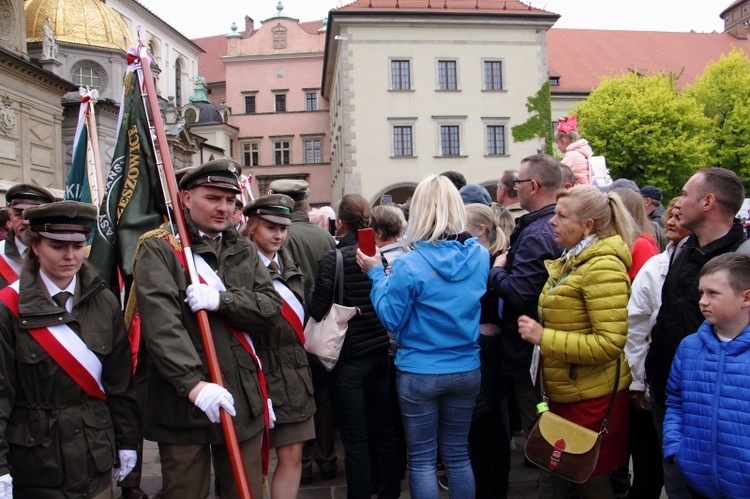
[118,434,540,498]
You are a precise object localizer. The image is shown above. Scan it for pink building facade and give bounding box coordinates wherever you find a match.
[197,12,331,205]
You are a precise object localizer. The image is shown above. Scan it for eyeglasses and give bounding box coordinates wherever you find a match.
[512,178,533,186]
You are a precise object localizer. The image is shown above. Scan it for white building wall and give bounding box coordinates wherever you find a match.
[326,15,555,204]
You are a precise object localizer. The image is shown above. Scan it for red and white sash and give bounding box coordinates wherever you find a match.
[0,242,20,285]
[190,253,274,478]
[271,275,305,345]
[0,281,107,402]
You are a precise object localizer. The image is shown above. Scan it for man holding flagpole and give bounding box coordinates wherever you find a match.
[133,158,282,499]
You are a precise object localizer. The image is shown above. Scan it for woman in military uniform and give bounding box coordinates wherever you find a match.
[243,194,316,499]
[0,201,139,498]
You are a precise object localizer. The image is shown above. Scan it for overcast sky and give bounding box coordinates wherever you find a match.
[138,0,730,40]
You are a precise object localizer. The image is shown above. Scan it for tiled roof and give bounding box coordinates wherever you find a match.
[548,29,750,93]
[193,34,227,84]
[333,0,555,16]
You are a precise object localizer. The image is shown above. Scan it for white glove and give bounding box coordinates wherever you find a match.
[0,474,11,499]
[185,283,220,312]
[194,383,236,423]
[267,398,276,429]
[114,449,137,482]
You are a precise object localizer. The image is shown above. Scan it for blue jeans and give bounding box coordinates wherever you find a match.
[330,352,401,499]
[397,368,481,499]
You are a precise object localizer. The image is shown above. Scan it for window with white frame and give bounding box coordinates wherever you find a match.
[440,125,460,156]
[483,60,503,90]
[391,59,411,90]
[304,138,322,164]
[274,140,291,165]
[244,95,256,114]
[486,125,506,156]
[438,60,458,90]
[305,92,318,111]
[274,93,287,113]
[242,141,260,167]
[393,126,413,157]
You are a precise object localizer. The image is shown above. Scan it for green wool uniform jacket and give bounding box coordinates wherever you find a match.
[538,235,633,403]
[286,210,336,297]
[134,215,282,445]
[0,265,140,498]
[251,248,315,425]
[0,231,24,290]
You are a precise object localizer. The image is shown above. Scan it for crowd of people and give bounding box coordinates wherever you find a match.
[0,132,748,499]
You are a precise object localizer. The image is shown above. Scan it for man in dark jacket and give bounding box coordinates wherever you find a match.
[646,167,747,499]
[134,159,282,499]
[488,154,563,442]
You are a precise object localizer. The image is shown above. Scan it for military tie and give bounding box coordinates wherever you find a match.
[52,291,71,310]
[268,261,279,278]
[203,235,221,251]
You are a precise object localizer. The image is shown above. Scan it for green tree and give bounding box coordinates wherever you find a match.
[683,48,750,181]
[572,71,711,197]
[512,81,554,155]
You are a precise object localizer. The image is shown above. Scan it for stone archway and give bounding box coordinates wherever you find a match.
[369,181,418,207]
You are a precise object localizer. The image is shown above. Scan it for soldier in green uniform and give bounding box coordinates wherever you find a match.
[0,184,55,289]
[267,178,338,484]
[0,200,140,498]
[242,194,316,498]
[133,159,282,499]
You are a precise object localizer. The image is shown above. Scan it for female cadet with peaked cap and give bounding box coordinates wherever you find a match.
[242,194,316,499]
[0,200,140,498]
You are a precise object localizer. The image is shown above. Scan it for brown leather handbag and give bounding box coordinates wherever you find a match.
[525,358,621,483]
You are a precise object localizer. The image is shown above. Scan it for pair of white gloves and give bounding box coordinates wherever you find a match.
[185,285,278,428]
[0,448,137,498]
[194,383,276,428]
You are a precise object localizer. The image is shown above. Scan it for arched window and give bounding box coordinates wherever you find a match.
[175,59,182,108]
[184,108,197,123]
[71,60,108,90]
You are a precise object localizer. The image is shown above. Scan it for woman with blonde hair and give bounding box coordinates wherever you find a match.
[517,185,635,499]
[357,175,489,499]
[611,187,661,280]
[242,194,316,499]
[464,202,511,497]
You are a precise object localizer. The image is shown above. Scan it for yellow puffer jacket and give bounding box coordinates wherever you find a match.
[539,235,633,403]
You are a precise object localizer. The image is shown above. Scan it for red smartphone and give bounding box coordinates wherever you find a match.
[358,228,377,257]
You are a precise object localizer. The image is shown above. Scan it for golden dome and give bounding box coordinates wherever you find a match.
[25,0,133,52]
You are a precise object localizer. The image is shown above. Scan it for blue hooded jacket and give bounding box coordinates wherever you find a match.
[367,236,489,375]
[664,321,750,499]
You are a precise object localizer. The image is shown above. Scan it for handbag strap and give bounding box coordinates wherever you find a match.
[334,249,344,305]
[539,355,621,434]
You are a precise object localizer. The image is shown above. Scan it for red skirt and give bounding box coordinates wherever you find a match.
[549,389,629,474]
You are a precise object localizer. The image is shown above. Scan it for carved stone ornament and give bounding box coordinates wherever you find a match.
[0,97,16,134]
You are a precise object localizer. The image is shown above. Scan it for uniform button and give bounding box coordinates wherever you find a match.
[30,353,36,359]
[58,317,63,321]
[21,320,27,325]
[28,437,34,443]
[101,345,107,351]
[74,428,80,434]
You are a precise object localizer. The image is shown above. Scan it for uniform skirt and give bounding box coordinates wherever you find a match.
[269,415,316,448]
[549,389,629,475]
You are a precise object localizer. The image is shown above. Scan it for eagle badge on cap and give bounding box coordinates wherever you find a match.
[65,205,78,218]
[228,164,237,175]
[279,197,287,206]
